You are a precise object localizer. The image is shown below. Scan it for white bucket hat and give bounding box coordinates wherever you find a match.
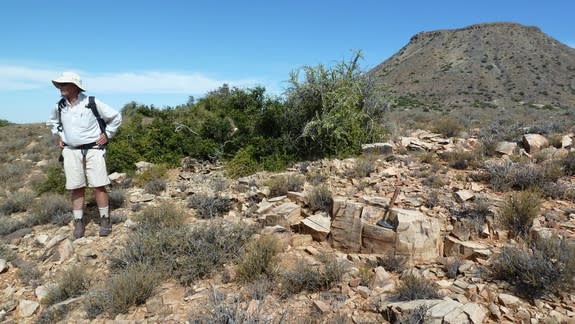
[52,71,85,91]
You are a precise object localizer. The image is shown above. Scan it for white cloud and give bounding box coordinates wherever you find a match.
[0,65,263,95]
[0,66,57,90]
[87,72,260,94]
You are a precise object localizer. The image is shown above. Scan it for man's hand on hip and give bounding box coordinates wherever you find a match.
[96,133,108,146]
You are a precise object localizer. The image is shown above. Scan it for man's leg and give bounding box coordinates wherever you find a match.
[72,187,86,239]
[94,186,112,236]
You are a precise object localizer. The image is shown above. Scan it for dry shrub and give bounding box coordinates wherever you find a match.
[307,185,333,213]
[490,237,575,298]
[278,254,346,298]
[392,273,441,301]
[433,115,463,138]
[267,174,305,197]
[144,177,166,195]
[188,194,233,219]
[0,191,35,215]
[498,190,541,238]
[85,263,161,318]
[351,154,378,178]
[43,265,90,306]
[236,234,282,283]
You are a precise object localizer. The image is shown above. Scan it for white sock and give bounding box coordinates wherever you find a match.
[73,210,83,220]
[98,206,109,218]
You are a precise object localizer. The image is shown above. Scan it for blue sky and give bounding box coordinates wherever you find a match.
[0,0,573,124]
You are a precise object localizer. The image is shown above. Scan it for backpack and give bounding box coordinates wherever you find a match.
[57,96,106,134]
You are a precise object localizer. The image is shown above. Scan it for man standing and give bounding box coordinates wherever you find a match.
[46,72,122,239]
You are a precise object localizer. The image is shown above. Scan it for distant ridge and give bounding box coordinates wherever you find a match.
[368,22,575,109]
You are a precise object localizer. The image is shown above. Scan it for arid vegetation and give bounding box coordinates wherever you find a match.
[1,47,575,323]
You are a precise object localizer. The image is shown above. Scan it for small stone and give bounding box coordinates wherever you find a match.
[498,293,521,307]
[0,259,8,273]
[18,300,39,317]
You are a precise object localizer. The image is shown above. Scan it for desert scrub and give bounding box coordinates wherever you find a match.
[562,151,575,176]
[433,114,463,138]
[134,201,186,230]
[108,189,126,209]
[490,237,575,298]
[29,193,72,226]
[85,263,162,318]
[278,254,346,298]
[0,243,16,261]
[371,255,407,273]
[0,191,35,215]
[112,207,255,286]
[43,265,90,306]
[16,260,43,286]
[134,163,168,186]
[236,234,283,283]
[266,174,305,197]
[449,198,493,235]
[497,190,541,238]
[441,148,481,170]
[350,153,378,178]
[144,177,167,195]
[392,273,441,301]
[188,194,233,219]
[307,184,333,213]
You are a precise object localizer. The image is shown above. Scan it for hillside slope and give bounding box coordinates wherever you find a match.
[368,22,575,109]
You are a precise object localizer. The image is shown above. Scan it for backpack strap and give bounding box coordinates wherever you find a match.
[86,96,107,135]
[57,98,66,132]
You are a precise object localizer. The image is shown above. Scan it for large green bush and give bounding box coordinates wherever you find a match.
[104,53,388,176]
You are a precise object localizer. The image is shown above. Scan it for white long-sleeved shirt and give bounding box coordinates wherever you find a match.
[46,93,122,147]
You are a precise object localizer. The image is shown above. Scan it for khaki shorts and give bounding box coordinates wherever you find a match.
[62,147,111,189]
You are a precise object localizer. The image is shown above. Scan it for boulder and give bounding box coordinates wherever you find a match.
[522,134,549,153]
[331,201,363,252]
[389,208,442,264]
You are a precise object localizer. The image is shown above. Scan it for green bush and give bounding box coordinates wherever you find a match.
[284,51,387,159]
[224,146,260,179]
[490,237,575,298]
[35,163,66,195]
[134,163,168,187]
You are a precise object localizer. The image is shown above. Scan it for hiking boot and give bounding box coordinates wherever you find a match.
[99,217,112,237]
[73,219,85,239]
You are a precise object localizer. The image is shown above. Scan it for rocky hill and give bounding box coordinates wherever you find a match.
[1,123,575,323]
[368,22,575,110]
